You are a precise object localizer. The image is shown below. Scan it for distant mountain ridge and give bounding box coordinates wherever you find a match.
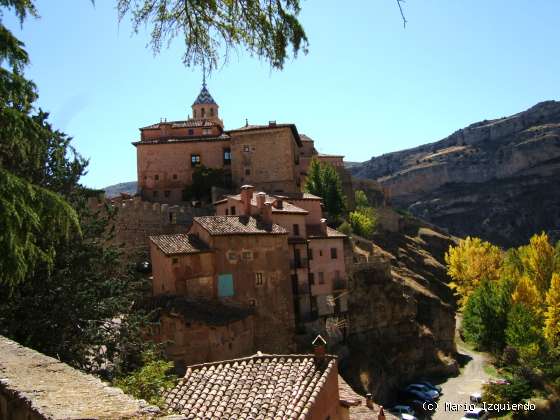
[350,100,560,247]
[103,181,137,198]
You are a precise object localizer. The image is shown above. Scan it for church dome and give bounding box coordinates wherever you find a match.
[192,84,217,106]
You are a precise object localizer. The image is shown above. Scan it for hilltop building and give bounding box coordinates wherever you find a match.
[133,81,351,203]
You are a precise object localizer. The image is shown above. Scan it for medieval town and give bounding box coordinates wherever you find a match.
[3,2,560,420]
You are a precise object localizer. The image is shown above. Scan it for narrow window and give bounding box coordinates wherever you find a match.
[249,299,256,307]
[193,110,197,118]
[230,206,236,215]
[319,250,323,257]
[318,272,325,284]
[173,174,178,179]
[309,273,315,285]
[223,148,231,164]
[293,224,300,236]
[201,108,206,117]
[191,154,201,167]
[330,248,338,259]
[243,144,250,152]
[153,190,159,198]
[172,257,178,265]
[308,248,313,260]
[188,129,194,135]
[245,168,251,176]
[225,208,229,215]
[210,108,215,117]
[255,272,264,286]
[154,174,159,181]
[164,190,170,198]
[242,251,253,260]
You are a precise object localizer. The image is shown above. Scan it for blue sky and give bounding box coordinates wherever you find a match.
[4,0,560,188]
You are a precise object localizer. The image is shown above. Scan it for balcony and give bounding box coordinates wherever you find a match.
[333,278,348,290]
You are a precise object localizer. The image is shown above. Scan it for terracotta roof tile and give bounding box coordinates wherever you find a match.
[195,215,287,236]
[140,119,218,130]
[164,354,337,418]
[306,225,347,239]
[150,234,210,255]
[226,193,309,214]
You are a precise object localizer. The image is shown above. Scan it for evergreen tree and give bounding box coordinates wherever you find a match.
[304,157,346,222]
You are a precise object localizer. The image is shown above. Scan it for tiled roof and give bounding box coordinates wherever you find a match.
[149,295,253,326]
[225,193,309,214]
[192,85,217,105]
[133,133,230,146]
[279,192,323,201]
[140,119,218,130]
[306,225,347,239]
[195,215,287,236]
[149,234,210,255]
[227,123,302,146]
[164,353,337,418]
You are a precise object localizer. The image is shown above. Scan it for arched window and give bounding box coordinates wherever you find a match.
[210,107,214,117]
[201,108,206,117]
[193,110,197,118]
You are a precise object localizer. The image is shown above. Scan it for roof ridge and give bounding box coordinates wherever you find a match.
[183,353,337,371]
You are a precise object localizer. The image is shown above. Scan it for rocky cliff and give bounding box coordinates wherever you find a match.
[341,212,458,404]
[350,101,560,247]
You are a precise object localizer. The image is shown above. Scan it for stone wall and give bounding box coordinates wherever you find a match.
[0,335,159,419]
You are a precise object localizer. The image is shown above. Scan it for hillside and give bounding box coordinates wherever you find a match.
[102,181,138,198]
[350,100,560,247]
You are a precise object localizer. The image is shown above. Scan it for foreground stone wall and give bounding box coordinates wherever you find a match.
[0,335,159,419]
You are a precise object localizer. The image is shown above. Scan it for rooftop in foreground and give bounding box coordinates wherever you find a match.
[195,215,288,236]
[164,353,337,419]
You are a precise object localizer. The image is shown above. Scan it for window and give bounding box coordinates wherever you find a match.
[319,250,323,257]
[173,174,178,179]
[188,129,194,135]
[225,208,229,215]
[249,299,256,307]
[218,274,234,297]
[330,248,338,259]
[172,257,178,264]
[201,108,206,117]
[245,168,251,176]
[293,224,300,236]
[193,110,197,118]
[230,206,236,215]
[191,154,201,167]
[309,273,315,285]
[210,108,214,116]
[223,148,231,164]
[143,175,147,180]
[154,174,159,181]
[164,190,170,198]
[308,248,313,260]
[242,251,253,260]
[227,251,238,262]
[203,128,212,135]
[153,190,159,198]
[318,272,325,285]
[255,272,264,286]
[243,144,250,153]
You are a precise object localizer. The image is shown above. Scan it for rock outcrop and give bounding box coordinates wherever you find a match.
[341,213,458,404]
[350,101,560,247]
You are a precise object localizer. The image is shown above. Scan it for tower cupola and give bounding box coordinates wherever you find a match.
[191,75,221,125]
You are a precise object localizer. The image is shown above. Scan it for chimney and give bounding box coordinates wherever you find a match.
[320,218,328,235]
[268,120,277,127]
[240,185,255,216]
[262,202,273,225]
[365,393,373,409]
[378,406,386,420]
[273,197,284,209]
[312,335,327,363]
[256,192,266,210]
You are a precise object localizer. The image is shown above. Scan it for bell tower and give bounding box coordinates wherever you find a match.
[191,73,222,126]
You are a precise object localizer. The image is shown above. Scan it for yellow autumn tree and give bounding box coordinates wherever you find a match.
[445,237,504,308]
[512,275,542,312]
[544,273,560,348]
[518,232,557,296]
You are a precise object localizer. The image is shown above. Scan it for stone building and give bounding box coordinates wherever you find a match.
[163,338,362,420]
[215,185,349,333]
[133,81,351,203]
[149,213,296,366]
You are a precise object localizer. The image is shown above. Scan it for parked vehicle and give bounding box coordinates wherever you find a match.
[416,380,443,394]
[469,392,482,403]
[461,407,488,420]
[405,384,440,400]
[398,388,436,404]
[389,404,417,420]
